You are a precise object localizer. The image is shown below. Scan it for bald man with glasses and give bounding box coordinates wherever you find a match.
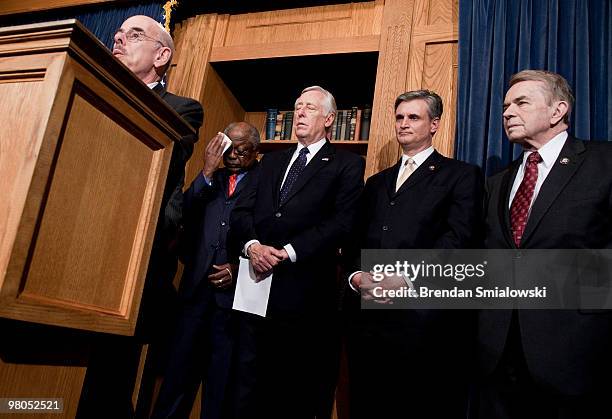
[78,16,203,417]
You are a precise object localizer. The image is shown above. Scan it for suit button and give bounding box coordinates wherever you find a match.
[225,201,231,205]
[275,212,282,218]
[382,226,389,231]
[220,221,227,226]
[390,201,395,206]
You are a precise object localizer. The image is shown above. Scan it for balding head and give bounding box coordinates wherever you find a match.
[112,15,174,83]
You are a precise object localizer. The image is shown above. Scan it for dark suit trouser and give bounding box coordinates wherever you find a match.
[473,311,609,419]
[347,310,470,419]
[152,285,237,419]
[237,311,341,419]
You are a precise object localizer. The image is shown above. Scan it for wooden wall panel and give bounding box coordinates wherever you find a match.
[420,41,458,157]
[0,357,86,418]
[220,1,384,47]
[365,0,415,176]
[168,14,245,188]
[186,66,244,185]
[366,0,458,176]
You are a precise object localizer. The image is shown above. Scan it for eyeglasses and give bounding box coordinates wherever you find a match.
[115,28,165,47]
[227,146,254,158]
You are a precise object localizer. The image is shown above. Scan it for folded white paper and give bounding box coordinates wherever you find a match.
[219,132,232,154]
[232,256,272,317]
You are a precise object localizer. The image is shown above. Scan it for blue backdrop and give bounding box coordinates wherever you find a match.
[456,0,612,175]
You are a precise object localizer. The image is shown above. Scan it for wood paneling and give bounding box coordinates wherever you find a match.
[217,1,384,47]
[365,0,459,176]
[22,91,153,315]
[210,35,380,62]
[0,357,86,418]
[167,14,246,187]
[365,0,415,176]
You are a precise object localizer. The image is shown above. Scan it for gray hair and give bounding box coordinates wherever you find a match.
[509,70,574,124]
[394,90,443,120]
[297,85,337,115]
[224,121,260,147]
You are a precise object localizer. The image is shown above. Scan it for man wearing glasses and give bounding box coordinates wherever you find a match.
[112,14,204,334]
[79,15,203,417]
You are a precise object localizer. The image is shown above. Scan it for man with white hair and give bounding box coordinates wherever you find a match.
[230,86,365,418]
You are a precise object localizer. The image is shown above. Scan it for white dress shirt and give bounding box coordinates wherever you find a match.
[508,131,568,213]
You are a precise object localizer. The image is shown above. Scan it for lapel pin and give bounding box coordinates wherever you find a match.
[429,165,436,171]
[559,157,570,165]
[322,157,330,161]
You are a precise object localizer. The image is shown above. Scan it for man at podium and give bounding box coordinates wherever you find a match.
[113,15,204,336]
[80,15,204,417]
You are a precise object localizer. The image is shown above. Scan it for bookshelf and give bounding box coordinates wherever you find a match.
[167,0,459,183]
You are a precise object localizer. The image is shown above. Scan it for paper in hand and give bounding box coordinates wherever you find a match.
[232,257,272,317]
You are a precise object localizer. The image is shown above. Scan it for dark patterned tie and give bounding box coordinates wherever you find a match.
[510,151,542,247]
[279,147,309,204]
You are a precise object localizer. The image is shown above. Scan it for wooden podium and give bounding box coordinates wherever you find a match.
[0,20,196,417]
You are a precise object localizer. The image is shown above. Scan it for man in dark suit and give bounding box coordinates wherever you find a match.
[230,86,365,419]
[476,70,612,418]
[112,15,204,333]
[152,122,260,419]
[345,90,482,419]
[77,16,204,418]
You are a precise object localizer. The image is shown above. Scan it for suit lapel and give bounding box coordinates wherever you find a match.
[274,147,296,208]
[385,159,403,199]
[498,160,521,248]
[152,82,166,97]
[233,162,258,198]
[278,141,334,208]
[393,151,444,196]
[520,138,586,246]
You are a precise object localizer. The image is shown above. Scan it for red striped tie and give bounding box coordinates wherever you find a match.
[228,174,237,197]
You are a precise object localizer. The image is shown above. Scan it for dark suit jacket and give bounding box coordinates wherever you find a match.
[180,166,258,308]
[480,136,612,396]
[347,150,482,363]
[137,85,203,336]
[230,140,365,314]
[352,150,483,253]
[153,83,204,242]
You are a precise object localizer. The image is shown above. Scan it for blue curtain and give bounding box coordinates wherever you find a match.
[456,0,612,175]
[0,2,164,49]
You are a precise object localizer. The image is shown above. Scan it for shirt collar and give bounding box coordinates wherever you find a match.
[523,131,568,169]
[147,81,159,89]
[297,137,327,157]
[401,145,435,167]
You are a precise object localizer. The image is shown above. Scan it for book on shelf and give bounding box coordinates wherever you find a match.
[282,111,293,140]
[359,105,371,141]
[264,105,371,143]
[274,113,283,140]
[348,106,358,141]
[265,108,278,140]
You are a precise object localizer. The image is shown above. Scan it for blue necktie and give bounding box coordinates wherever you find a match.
[279,147,309,204]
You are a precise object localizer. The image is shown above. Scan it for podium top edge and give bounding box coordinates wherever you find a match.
[0,19,86,35]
